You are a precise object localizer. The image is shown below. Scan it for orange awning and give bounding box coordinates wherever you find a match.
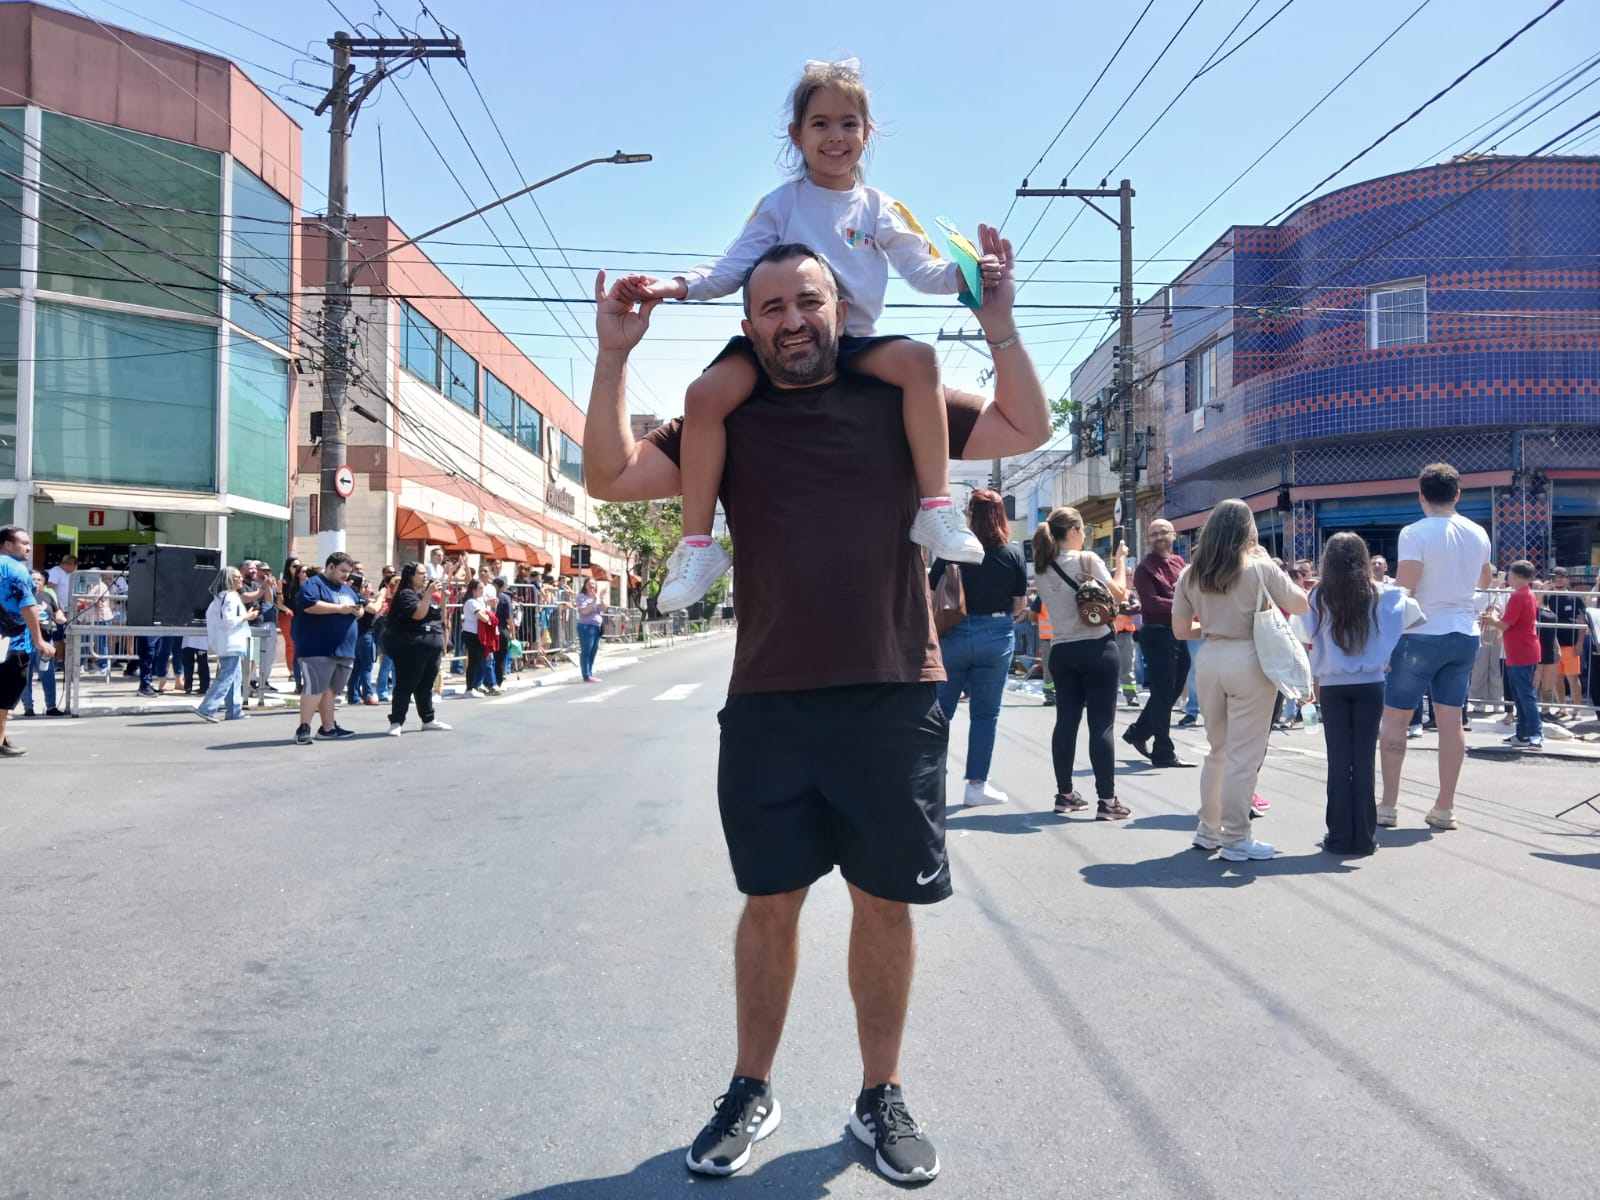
[560,555,577,575]
[629,574,642,588]
[525,546,554,569]
[487,535,527,564]
[396,507,458,545]
[446,524,495,555]
[590,565,610,581]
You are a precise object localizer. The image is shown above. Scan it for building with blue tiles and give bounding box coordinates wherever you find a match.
[1068,155,1599,575]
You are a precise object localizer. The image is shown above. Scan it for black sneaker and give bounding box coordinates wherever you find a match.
[293,724,313,745]
[1176,713,1199,728]
[317,724,356,740]
[685,1076,781,1176]
[850,1084,939,1183]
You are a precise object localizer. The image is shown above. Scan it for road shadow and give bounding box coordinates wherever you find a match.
[1124,812,1199,832]
[501,1139,893,1198]
[1081,848,1358,889]
[946,807,1059,835]
[1530,851,1600,871]
[1376,828,1435,848]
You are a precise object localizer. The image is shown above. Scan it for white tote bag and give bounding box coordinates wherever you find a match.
[1253,570,1313,700]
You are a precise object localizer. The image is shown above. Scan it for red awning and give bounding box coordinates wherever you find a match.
[396,507,458,545]
[525,546,554,569]
[559,555,576,575]
[589,565,610,581]
[487,535,527,564]
[446,524,495,555]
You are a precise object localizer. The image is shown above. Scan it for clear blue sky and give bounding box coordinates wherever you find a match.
[53,0,1599,418]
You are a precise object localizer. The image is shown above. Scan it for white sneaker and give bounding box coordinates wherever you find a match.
[1218,838,1277,862]
[421,719,452,731]
[386,723,404,737]
[1407,724,1423,739]
[910,506,985,564]
[658,540,732,613]
[1192,827,1221,851]
[962,780,1007,806]
[463,688,482,698]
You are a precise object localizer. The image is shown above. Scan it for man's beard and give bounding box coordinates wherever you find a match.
[754,324,838,387]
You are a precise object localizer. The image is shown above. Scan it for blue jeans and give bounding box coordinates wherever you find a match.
[376,653,395,700]
[196,654,245,720]
[578,623,602,679]
[1385,632,1479,711]
[348,632,376,702]
[26,645,57,712]
[935,614,1015,781]
[1185,640,1201,717]
[1505,663,1542,742]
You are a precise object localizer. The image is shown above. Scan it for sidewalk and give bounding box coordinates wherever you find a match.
[55,628,732,718]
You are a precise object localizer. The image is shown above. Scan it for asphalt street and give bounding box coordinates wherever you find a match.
[3,633,1598,1199]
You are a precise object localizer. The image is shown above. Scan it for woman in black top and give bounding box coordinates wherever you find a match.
[382,561,451,735]
[929,488,1028,807]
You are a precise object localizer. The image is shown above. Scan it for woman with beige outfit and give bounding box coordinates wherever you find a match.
[1172,500,1309,861]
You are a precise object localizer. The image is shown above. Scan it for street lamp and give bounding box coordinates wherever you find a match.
[361,151,653,274]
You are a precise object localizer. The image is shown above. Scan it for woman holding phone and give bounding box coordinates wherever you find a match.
[383,561,452,736]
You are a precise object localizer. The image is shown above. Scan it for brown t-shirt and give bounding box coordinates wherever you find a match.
[645,375,984,694]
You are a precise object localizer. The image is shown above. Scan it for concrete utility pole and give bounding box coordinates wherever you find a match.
[934,329,1004,494]
[1015,179,1139,560]
[313,32,464,559]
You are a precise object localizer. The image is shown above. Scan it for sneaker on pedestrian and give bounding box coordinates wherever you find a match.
[658,539,732,613]
[1376,804,1398,827]
[194,707,220,724]
[1123,688,1140,708]
[1193,828,1221,852]
[909,505,984,564]
[1407,723,1423,739]
[1218,838,1277,862]
[484,686,502,697]
[463,688,482,698]
[0,739,27,758]
[1249,793,1272,818]
[317,724,356,740]
[420,719,452,732]
[1176,713,1199,728]
[685,1076,781,1176]
[1424,806,1458,830]
[45,707,65,717]
[850,1083,940,1183]
[1040,687,1055,707]
[363,697,380,706]
[962,780,1007,806]
[1053,790,1089,814]
[293,724,313,746]
[386,723,404,737]
[1096,797,1132,821]
[137,686,159,698]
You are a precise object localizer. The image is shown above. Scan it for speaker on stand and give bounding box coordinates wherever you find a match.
[124,545,224,627]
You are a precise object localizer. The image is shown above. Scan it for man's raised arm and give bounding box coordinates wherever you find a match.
[959,224,1051,461]
[582,271,683,502]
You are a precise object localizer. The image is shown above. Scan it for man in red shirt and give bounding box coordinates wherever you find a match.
[1124,518,1193,768]
[1486,560,1542,749]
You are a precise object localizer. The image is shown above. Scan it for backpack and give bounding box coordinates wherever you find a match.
[932,564,967,636]
[1049,555,1116,628]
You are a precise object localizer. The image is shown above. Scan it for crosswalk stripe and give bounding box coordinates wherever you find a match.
[654,684,701,702]
[570,686,630,705]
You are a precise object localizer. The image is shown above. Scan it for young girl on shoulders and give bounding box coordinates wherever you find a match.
[619,58,998,611]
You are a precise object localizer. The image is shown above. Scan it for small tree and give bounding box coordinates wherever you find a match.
[593,498,684,604]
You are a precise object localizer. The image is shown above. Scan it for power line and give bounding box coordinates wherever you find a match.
[1262,0,1571,225]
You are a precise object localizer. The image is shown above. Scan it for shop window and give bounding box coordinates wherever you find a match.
[229,163,292,348]
[32,303,217,489]
[36,113,221,316]
[228,335,290,505]
[1369,280,1427,348]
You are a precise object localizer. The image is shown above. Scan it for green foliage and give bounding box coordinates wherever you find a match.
[1050,394,1079,432]
[592,499,687,599]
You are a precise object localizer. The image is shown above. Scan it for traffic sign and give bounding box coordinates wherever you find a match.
[1114,497,1123,522]
[334,465,355,498]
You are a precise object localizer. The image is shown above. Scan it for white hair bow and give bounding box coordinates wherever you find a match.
[804,56,862,75]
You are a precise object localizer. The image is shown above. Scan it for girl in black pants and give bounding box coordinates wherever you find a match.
[1302,533,1409,854]
[382,562,451,735]
[1032,506,1133,820]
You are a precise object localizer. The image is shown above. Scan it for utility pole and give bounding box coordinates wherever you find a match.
[313,32,464,559]
[935,329,1004,494]
[1015,179,1139,560]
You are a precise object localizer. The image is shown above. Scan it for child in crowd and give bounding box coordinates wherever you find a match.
[618,58,997,611]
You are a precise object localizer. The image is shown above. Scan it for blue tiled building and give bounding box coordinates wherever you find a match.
[1153,155,1599,573]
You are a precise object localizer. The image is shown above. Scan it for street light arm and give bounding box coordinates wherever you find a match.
[360,152,653,272]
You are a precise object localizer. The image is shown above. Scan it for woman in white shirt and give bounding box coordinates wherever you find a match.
[1033,506,1131,821]
[194,567,257,723]
[461,579,493,697]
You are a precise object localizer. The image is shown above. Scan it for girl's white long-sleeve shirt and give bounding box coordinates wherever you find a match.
[679,178,961,336]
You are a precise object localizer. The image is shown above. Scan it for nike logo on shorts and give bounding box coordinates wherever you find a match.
[916,864,944,886]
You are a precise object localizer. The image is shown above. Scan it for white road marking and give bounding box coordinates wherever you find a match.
[654,684,701,702]
[487,688,546,705]
[570,686,630,704]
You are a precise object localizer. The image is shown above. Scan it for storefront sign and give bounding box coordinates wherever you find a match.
[545,483,577,515]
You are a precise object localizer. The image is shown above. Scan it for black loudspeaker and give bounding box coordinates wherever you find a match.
[125,544,223,627]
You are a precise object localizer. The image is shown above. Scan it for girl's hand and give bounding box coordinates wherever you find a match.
[615,274,685,303]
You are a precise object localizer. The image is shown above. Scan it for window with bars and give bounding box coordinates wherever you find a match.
[1368,280,1427,348]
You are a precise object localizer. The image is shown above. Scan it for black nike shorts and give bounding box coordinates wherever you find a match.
[716,682,951,904]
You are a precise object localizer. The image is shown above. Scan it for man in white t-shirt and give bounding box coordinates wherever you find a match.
[46,553,77,613]
[1379,462,1493,831]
